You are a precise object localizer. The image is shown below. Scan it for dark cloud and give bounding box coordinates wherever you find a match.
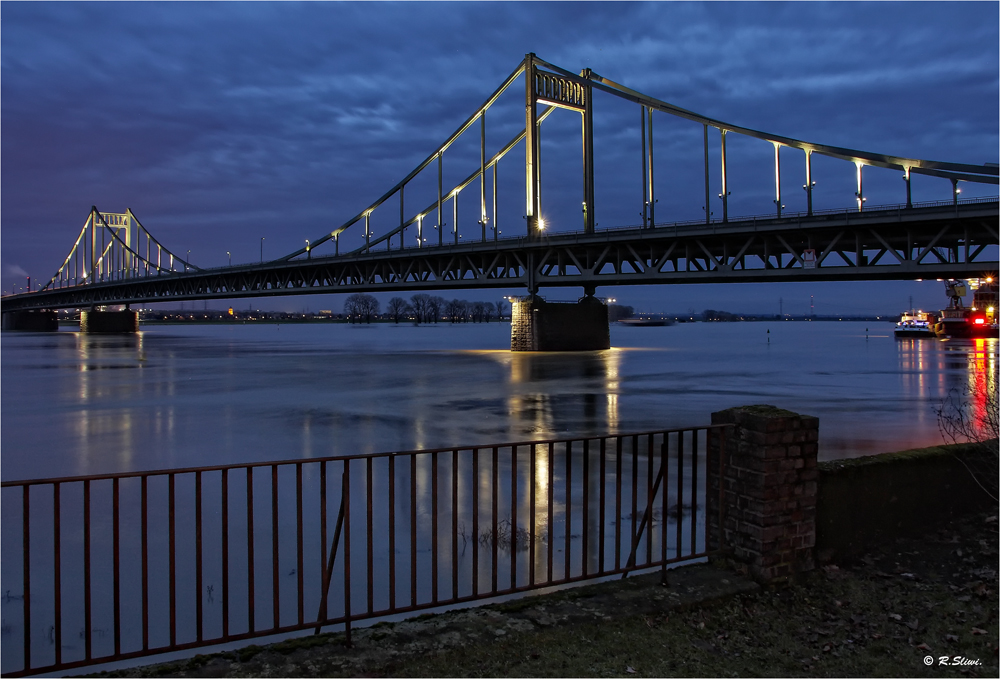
[2,1,996,313]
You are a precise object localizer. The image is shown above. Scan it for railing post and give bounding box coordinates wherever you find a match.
[342,462,352,647]
[22,486,31,672]
[314,473,348,634]
[620,439,666,579]
[706,425,729,554]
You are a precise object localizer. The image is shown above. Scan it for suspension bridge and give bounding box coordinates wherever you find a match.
[2,53,997,317]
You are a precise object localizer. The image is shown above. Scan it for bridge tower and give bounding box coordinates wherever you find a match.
[518,55,609,350]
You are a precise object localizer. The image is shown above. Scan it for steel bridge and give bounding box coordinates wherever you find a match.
[3,54,997,313]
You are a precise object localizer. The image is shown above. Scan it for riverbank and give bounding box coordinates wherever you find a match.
[97,508,997,678]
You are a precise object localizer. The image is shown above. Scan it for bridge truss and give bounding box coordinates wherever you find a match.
[7,199,996,310]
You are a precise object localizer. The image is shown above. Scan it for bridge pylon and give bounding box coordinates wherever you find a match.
[40,207,199,293]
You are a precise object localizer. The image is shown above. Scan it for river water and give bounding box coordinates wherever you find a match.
[1,320,996,673]
[2,320,996,480]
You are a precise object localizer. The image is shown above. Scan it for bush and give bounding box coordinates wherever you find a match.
[935,366,999,502]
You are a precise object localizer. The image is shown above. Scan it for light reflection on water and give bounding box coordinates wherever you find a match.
[1,321,996,480]
[1,321,996,672]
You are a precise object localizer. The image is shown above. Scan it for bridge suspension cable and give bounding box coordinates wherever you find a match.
[284,54,997,264]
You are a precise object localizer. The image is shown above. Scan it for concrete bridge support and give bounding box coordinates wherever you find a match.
[1,310,59,331]
[510,296,610,351]
[80,310,139,333]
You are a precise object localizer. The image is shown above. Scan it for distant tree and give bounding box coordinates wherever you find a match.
[445,298,462,323]
[471,301,487,323]
[344,294,360,323]
[345,293,380,323]
[410,293,430,324]
[387,297,411,324]
[607,304,634,322]
[495,299,508,321]
[702,309,735,322]
[428,296,445,323]
[483,302,496,323]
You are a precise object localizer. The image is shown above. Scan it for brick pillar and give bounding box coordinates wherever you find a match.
[708,405,818,582]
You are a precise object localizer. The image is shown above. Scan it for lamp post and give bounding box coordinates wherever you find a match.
[227,251,231,267]
[260,237,265,263]
[305,240,310,259]
[186,250,191,272]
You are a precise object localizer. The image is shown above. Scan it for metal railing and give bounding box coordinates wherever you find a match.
[315,194,999,259]
[0,426,727,676]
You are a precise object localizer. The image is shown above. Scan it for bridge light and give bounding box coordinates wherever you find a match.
[537,218,546,230]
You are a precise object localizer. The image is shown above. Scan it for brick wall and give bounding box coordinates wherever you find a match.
[708,405,819,582]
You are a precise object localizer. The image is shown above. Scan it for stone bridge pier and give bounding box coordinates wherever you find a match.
[510,295,610,351]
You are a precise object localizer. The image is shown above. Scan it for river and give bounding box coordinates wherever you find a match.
[2,320,995,481]
[2,319,996,673]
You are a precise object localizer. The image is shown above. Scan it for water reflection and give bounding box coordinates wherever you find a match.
[897,336,998,444]
[500,349,622,438]
[966,338,997,438]
[2,323,997,481]
[69,333,151,472]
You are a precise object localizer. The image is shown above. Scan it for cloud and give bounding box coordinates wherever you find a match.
[1,2,996,304]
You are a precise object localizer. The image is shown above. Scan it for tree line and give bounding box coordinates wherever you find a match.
[344,293,509,324]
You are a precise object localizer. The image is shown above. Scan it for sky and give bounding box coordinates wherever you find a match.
[2,1,997,316]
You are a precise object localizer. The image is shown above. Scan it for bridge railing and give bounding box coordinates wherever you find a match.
[517,195,1000,240]
[335,195,999,257]
[0,425,727,676]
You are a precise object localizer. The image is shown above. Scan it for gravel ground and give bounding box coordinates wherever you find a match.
[97,509,998,678]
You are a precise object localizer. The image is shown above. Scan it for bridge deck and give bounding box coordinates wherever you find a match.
[3,200,997,312]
